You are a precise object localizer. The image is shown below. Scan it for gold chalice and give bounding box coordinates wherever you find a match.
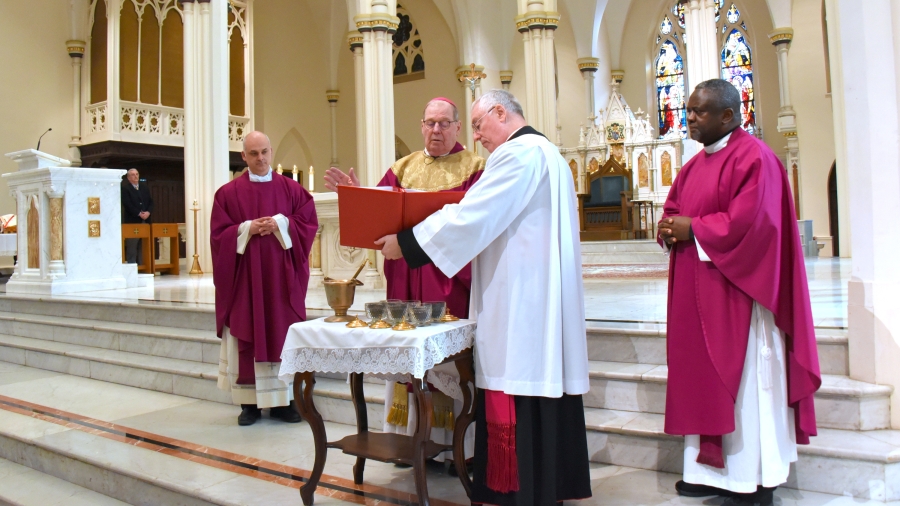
[323,261,366,323]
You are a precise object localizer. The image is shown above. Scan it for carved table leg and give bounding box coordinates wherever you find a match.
[294,372,326,506]
[349,372,368,485]
[452,353,476,497]
[411,378,434,506]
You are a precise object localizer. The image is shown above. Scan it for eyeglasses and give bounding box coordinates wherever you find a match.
[421,120,458,130]
[471,106,496,134]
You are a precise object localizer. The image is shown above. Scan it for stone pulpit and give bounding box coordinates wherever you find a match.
[2,149,150,294]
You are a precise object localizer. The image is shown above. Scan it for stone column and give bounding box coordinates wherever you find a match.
[309,225,324,286]
[682,0,719,93]
[348,32,367,184]
[47,193,65,278]
[354,1,398,190]
[499,70,513,91]
[326,90,340,167]
[577,58,599,121]
[826,0,900,427]
[770,28,800,214]
[67,41,85,165]
[182,0,230,272]
[515,2,559,136]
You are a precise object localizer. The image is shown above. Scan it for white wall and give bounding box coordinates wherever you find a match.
[0,1,76,215]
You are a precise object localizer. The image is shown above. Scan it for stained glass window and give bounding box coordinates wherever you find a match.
[656,40,687,139]
[721,29,756,134]
[661,16,673,34]
[392,4,424,78]
[726,4,740,23]
[672,3,686,28]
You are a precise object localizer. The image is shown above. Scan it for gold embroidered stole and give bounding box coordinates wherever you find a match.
[390,150,485,191]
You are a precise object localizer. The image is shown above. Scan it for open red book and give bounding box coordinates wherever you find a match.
[337,185,464,249]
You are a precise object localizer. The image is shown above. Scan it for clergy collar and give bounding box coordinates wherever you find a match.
[704,129,735,154]
[248,167,273,182]
[424,142,465,159]
[507,125,546,142]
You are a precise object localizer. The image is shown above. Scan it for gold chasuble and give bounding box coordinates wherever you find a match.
[386,148,485,192]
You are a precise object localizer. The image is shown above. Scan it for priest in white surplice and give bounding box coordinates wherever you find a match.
[658,79,821,506]
[377,89,592,505]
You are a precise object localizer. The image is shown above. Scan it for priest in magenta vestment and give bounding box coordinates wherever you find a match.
[211,131,318,426]
[325,97,484,461]
[658,80,820,506]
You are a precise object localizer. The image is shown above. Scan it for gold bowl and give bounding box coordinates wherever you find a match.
[323,277,363,323]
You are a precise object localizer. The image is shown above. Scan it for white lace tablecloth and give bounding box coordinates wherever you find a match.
[0,234,16,257]
[278,318,476,384]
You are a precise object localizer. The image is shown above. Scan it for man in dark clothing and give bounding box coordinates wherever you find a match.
[121,168,153,264]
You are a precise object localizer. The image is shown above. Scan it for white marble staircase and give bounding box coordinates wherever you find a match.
[0,295,896,502]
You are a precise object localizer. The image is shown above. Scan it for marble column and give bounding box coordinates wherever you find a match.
[577,57,599,121]
[66,41,85,165]
[354,1,398,190]
[326,90,340,167]
[457,64,485,152]
[515,2,559,136]
[182,0,230,272]
[47,194,65,278]
[769,28,800,214]
[348,32,367,184]
[682,0,719,93]
[825,0,900,427]
[499,70,513,91]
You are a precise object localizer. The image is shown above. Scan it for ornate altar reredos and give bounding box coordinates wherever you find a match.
[561,81,684,238]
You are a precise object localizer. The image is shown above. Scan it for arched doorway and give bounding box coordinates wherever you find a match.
[827,161,839,257]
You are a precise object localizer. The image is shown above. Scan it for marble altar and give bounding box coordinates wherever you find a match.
[2,149,151,294]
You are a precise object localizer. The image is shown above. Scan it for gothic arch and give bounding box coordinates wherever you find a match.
[274,128,314,172]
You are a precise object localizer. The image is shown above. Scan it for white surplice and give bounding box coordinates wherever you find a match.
[413,128,589,397]
[682,131,797,493]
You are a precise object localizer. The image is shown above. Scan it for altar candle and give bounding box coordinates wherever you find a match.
[292,165,299,182]
[309,166,315,192]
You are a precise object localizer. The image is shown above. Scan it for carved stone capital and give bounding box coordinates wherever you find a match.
[577,57,600,73]
[354,13,400,33]
[515,11,560,32]
[768,28,794,46]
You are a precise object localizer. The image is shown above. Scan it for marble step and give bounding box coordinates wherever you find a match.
[0,457,131,506]
[0,295,217,332]
[0,311,221,365]
[586,324,850,375]
[585,360,892,431]
[0,333,385,426]
[0,408,281,505]
[581,240,669,265]
[583,407,900,502]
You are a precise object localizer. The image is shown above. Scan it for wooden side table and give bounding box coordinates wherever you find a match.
[279,318,477,506]
[151,223,180,275]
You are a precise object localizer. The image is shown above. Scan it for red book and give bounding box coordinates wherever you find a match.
[337,186,464,249]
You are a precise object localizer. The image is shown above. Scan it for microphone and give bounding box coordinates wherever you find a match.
[36,128,52,151]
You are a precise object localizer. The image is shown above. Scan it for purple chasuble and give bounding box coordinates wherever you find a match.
[211,172,318,384]
[661,127,820,445]
[380,142,483,318]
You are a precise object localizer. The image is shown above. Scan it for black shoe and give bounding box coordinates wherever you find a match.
[238,404,261,426]
[722,487,775,506]
[675,480,734,498]
[269,401,302,423]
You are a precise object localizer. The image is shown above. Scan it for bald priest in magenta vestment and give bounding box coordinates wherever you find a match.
[658,80,821,506]
[211,131,318,427]
[377,89,592,506]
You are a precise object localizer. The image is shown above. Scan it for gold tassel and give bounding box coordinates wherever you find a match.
[387,383,409,426]
[430,390,455,431]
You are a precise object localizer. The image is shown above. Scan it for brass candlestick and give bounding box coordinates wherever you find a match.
[189,200,203,275]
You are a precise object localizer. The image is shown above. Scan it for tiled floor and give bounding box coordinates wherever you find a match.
[0,361,893,506]
[0,257,850,328]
